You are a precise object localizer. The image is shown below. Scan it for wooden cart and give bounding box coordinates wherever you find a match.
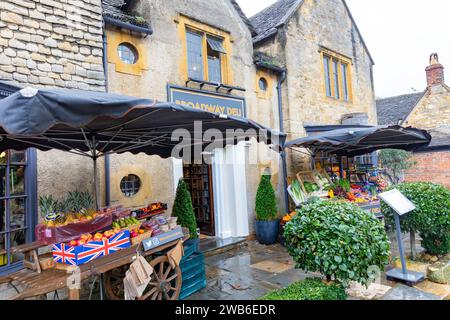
[0,236,186,300]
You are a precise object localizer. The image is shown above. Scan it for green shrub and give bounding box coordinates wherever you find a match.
[261,278,347,300]
[284,201,390,286]
[172,179,198,239]
[382,182,450,255]
[255,174,278,221]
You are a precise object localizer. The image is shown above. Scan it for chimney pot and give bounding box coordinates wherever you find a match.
[426,53,444,87]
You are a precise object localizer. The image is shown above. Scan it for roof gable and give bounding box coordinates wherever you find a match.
[229,0,257,36]
[376,92,424,126]
[250,0,302,44]
[250,0,374,64]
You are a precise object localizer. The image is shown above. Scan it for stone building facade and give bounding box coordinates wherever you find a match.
[377,54,450,188]
[0,0,377,273]
[250,0,377,174]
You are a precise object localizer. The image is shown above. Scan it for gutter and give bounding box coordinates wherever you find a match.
[102,19,111,207]
[277,71,289,213]
[103,16,153,36]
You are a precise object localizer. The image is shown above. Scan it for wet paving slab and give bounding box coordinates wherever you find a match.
[187,241,310,300]
[186,238,449,301]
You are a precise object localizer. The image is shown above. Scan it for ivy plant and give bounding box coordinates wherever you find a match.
[284,201,390,286]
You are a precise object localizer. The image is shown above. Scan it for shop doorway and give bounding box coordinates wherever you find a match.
[183,163,215,236]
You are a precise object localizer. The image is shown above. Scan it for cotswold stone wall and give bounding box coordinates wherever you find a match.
[405,85,450,130]
[255,0,377,174]
[0,0,105,91]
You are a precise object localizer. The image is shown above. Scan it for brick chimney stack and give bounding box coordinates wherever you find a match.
[426,53,444,87]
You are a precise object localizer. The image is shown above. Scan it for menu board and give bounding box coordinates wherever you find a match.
[379,189,416,216]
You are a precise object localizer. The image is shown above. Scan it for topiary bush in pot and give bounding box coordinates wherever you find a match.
[382,182,450,256]
[255,173,279,245]
[284,201,390,286]
[172,179,198,241]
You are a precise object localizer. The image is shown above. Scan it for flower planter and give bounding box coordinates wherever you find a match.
[255,220,280,245]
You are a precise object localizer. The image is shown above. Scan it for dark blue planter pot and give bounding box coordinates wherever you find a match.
[255,220,280,245]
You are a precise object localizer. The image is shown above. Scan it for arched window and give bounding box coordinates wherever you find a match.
[259,77,268,91]
[117,43,139,65]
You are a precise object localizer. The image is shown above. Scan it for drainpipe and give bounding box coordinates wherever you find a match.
[102,21,111,207]
[277,71,289,213]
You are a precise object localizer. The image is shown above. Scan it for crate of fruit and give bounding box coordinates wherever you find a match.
[52,230,131,266]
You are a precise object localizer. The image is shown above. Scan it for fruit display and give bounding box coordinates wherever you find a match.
[52,229,131,266]
[39,191,99,228]
[112,216,140,230]
[281,211,298,225]
[36,191,113,245]
[133,202,168,219]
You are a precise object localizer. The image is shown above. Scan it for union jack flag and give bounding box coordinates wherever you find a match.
[77,231,130,265]
[52,243,77,266]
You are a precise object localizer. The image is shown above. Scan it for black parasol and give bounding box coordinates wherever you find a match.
[285,126,431,156]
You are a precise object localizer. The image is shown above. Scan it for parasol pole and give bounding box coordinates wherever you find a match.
[93,156,99,211]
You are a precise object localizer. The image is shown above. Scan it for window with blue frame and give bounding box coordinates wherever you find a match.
[186,29,226,83]
[0,83,37,274]
[186,30,204,80]
[0,151,28,269]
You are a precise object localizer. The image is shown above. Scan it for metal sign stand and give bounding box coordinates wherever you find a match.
[379,190,425,286]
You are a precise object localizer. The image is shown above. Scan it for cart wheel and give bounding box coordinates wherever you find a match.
[104,265,129,300]
[139,256,182,300]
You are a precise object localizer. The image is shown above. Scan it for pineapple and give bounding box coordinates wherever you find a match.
[39,195,58,226]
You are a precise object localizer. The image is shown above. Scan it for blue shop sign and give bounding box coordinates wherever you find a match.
[168,85,246,117]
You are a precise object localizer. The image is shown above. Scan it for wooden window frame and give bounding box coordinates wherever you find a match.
[321,49,353,102]
[177,15,232,85]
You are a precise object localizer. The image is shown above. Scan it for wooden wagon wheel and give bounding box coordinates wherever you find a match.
[104,264,129,300]
[104,256,182,300]
[139,256,182,300]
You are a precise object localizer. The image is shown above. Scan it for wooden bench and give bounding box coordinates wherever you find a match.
[10,242,48,273]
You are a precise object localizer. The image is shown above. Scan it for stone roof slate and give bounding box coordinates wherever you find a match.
[249,0,302,44]
[229,0,257,36]
[102,0,150,29]
[376,92,424,126]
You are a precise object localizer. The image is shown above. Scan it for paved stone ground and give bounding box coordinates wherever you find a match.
[186,234,449,301]
[186,241,322,300]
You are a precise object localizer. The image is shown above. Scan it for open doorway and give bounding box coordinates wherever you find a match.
[183,163,215,236]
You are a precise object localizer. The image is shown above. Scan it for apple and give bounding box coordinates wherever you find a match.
[77,239,86,246]
[113,227,121,234]
[69,240,78,246]
[94,233,103,240]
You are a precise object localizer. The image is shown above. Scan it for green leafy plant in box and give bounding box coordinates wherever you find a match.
[255,174,278,221]
[382,182,450,255]
[261,278,347,300]
[284,201,390,286]
[173,179,198,239]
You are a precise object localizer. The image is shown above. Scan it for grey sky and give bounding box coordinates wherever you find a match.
[237,0,450,98]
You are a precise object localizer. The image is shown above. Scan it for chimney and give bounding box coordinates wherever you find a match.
[426,53,444,87]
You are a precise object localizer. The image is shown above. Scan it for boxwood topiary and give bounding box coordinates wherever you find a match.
[284,201,390,286]
[255,174,278,221]
[382,182,450,255]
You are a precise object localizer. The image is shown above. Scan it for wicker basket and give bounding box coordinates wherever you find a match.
[130,231,153,245]
[121,223,141,233]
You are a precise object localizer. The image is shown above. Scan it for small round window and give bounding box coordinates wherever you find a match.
[117,43,138,65]
[120,174,141,197]
[259,77,268,91]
